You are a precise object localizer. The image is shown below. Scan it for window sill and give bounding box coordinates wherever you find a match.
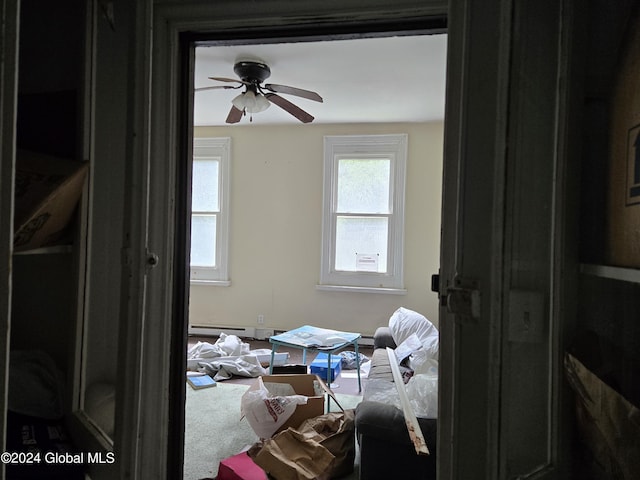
[190,279,231,287]
[315,284,407,295]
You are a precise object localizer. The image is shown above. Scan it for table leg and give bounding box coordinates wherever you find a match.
[269,345,277,374]
[354,340,361,393]
[327,352,334,412]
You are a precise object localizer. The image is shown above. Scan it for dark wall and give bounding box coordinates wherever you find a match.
[579,0,636,263]
[574,0,640,429]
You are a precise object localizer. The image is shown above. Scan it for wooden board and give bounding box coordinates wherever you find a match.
[386,347,429,455]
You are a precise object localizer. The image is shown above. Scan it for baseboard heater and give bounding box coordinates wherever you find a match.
[358,335,374,346]
[188,325,274,340]
[190,325,375,346]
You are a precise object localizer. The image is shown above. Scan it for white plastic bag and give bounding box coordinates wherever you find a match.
[406,372,438,418]
[389,307,439,361]
[394,333,423,363]
[241,377,308,438]
[408,352,439,376]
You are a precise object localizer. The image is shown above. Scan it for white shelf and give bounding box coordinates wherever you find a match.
[580,263,640,283]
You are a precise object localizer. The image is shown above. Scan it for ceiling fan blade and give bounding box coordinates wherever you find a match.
[208,76,247,84]
[264,83,323,102]
[265,93,314,123]
[195,85,236,91]
[225,105,244,124]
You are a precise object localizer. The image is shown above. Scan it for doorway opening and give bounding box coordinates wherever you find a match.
[180,24,448,479]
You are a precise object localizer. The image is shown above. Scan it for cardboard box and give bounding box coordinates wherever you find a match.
[310,352,342,382]
[253,352,289,367]
[565,353,640,479]
[246,374,333,435]
[217,452,267,480]
[14,150,88,252]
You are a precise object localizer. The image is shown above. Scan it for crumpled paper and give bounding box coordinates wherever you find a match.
[187,333,269,380]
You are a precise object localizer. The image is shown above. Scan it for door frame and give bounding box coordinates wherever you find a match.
[0,0,19,470]
[438,0,511,476]
[122,1,449,478]
[439,0,577,478]
[122,0,578,478]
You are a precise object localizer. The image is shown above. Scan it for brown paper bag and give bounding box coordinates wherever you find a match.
[253,427,335,480]
[296,409,356,478]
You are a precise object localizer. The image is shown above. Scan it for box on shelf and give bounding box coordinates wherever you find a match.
[310,352,342,383]
[14,149,88,252]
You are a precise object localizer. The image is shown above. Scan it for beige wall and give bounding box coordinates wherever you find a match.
[189,122,443,337]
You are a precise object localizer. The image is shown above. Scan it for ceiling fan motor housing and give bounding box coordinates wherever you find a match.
[234,61,271,83]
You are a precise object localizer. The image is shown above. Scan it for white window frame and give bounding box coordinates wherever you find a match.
[318,134,407,293]
[190,137,231,285]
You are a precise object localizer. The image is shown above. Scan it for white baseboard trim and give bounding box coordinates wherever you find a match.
[358,335,375,346]
[188,325,276,340]
[189,325,255,338]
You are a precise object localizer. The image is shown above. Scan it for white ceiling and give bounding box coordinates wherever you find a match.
[193,34,448,126]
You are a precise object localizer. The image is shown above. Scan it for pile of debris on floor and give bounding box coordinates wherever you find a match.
[187,333,288,381]
[221,373,355,480]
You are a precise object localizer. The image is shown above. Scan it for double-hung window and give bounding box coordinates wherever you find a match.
[319,134,407,292]
[190,137,231,285]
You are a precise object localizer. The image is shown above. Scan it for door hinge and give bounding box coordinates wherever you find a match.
[445,277,481,322]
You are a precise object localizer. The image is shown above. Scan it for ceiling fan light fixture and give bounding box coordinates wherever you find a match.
[252,93,271,113]
[231,91,248,110]
[231,90,270,114]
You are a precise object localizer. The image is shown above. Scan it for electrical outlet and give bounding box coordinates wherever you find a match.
[257,314,265,325]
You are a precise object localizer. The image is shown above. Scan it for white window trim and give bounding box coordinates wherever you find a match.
[190,137,231,285]
[318,134,407,293]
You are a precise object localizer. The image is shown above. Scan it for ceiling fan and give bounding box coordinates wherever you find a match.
[196,60,323,124]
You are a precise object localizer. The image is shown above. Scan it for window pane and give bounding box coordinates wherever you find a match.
[192,159,219,211]
[191,214,217,267]
[335,216,388,272]
[337,159,390,214]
